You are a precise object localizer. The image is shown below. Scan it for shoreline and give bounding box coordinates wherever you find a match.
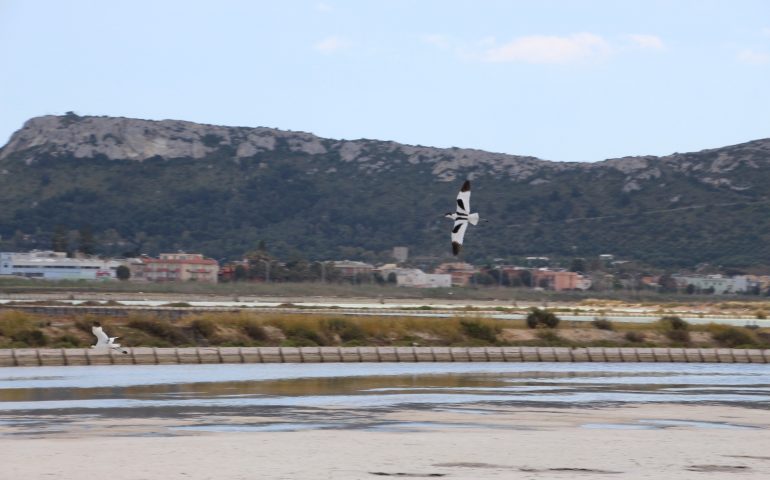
[3,403,769,479]
[2,345,769,367]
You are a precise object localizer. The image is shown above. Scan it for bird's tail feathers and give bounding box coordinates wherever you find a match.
[468,213,480,225]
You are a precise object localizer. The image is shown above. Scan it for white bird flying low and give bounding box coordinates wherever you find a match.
[444,179,480,255]
[91,321,128,354]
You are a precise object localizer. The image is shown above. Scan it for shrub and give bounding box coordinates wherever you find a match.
[709,325,756,348]
[73,317,95,334]
[240,320,267,341]
[52,333,85,348]
[11,329,48,347]
[283,324,326,346]
[459,319,499,343]
[127,317,190,345]
[592,317,614,330]
[116,265,131,280]
[526,308,560,329]
[0,311,36,337]
[657,316,690,344]
[190,318,217,339]
[324,318,366,343]
[658,316,688,331]
[665,329,691,344]
[624,331,645,343]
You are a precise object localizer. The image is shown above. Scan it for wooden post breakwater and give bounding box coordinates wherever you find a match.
[0,346,769,367]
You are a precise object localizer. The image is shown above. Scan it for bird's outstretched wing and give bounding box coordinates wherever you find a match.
[456,180,471,215]
[92,326,110,346]
[451,220,468,255]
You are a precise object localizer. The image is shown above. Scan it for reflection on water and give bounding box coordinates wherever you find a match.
[1,363,769,409]
[0,363,768,436]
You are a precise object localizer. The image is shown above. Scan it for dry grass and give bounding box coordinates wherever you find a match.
[1,309,769,349]
[0,310,39,337]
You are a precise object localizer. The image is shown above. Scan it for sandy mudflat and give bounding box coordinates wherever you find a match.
[2,404,770,479]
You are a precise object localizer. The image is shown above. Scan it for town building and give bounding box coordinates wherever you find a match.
[135,253,219,283]
[395,269,452,288]
[0,250,122,280]
[672,274,752,295]
[331,260,375,280]
[434,262,477,286]
[744,275,770,294]
[376,263,401,282]
[217,260,249,282]
[530,269,591,291]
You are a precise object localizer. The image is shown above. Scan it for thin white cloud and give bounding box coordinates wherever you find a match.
[737,49,770,65]
[314,36,349,54]
[476,36,496,48]
[480,33,610,64]
[422,34,450,49]
[626,34,665,50]
[761,27,770,37]
[316,2,333,13]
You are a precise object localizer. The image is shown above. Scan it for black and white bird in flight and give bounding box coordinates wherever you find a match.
[91,321,128,354]
[444,180,480,255]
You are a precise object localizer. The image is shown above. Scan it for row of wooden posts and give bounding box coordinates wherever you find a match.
[1,346,769,367]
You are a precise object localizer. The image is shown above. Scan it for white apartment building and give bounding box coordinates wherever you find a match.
[0,251,122,280]
[673,274,752,294]
[396,269,452,288]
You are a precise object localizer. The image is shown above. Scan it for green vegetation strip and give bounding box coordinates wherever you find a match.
[1,309,769,350]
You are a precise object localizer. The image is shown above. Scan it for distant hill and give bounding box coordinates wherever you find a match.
[1,113,770,268]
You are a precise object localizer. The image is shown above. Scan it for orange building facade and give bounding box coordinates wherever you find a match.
[531,270,590,291]
[136,253,219,283]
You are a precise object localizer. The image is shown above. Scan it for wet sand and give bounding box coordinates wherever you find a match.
[3,404,770,479]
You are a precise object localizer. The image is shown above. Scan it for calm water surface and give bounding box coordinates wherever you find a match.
[2,362,769,408]
[1,363,768,435]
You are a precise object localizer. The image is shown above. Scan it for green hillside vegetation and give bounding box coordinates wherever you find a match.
[2,118,770,268]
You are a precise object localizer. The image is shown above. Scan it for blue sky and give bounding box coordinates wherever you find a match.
[1,0,768,162]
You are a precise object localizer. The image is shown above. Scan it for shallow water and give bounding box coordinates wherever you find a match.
[1,362,769,410]
[1,363,768,436]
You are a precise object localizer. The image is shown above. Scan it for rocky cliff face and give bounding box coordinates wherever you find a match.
[3,114,769,189]
[0,115,324,162]
[0,114,574,181]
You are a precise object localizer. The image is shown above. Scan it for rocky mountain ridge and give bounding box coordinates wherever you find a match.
[1,114,769,267]
[3,114,769,190]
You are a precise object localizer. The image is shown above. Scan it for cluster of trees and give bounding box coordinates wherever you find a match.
[50,225,96,256]
[223,246,402,284]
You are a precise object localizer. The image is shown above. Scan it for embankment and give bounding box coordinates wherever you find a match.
[1,346,768,367]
